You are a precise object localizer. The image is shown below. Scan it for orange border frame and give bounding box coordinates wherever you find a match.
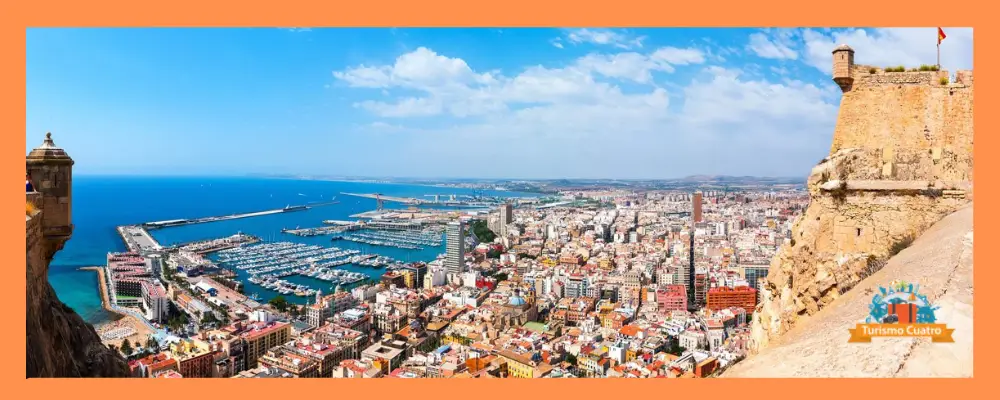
[4,0,992,397]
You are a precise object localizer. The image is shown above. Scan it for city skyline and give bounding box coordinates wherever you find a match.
[27,27,973,179]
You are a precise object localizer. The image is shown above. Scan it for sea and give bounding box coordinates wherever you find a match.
[48,175,537,325]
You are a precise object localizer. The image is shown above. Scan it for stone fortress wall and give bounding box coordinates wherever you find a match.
[26,133,129,377]
[749,45,973,352]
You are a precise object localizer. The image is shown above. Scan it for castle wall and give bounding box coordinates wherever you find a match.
[26,136,129,378]
[830,68,973,186]
[749,52,974,353]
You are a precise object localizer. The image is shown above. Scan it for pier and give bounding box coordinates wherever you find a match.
[341,192,428,206]
[141,201,340,230]
[117,225,163,252]
[174,233,261,254]
[282,219,428,237]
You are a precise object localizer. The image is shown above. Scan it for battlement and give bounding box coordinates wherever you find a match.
[826,47,974,185]
[849,65,973,88]
[832,44,974,92]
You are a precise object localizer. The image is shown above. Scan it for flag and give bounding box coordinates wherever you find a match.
[938,27,947,45]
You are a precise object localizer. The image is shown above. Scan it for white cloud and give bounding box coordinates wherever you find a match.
[333,47,496,91]
[651,47,707,65]
[747,32,798,60]
[334,45,706,119]
[801,27,973,74]
[569,47,706,83]
[335,44,841,178]
[356,97,443,118]
[565,29,646,49]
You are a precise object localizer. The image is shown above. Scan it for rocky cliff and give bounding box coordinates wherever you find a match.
[749,46,973,353]
[26,134,129,378]
[726,205,972,377]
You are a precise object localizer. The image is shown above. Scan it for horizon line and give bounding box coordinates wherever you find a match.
[70,172,809,182]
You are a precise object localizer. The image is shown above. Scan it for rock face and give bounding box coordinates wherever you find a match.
[26,134,129,378]
[726,205,972,377]
[749,46,973,353]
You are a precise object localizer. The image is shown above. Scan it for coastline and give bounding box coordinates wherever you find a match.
[269,176,552,195]
[78,266,123,321]
[79,266,154,348]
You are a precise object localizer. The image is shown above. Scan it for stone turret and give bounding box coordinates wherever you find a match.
[26,132,129,377]
[832,44,855,92]
[26,132,74,259]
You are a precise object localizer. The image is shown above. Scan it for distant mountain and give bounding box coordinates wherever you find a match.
[677,175,805,184]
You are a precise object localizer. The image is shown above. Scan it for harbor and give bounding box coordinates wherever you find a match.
[108,187,529,306]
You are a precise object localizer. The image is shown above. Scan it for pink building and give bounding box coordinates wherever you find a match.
[656,285,687,313]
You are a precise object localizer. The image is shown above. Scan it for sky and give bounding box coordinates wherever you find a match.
[26,27,974,180]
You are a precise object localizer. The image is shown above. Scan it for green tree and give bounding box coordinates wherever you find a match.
[201,312,218,325]
[417,335,442,353]
[269,295,290,313]
[146,335,159,350]
[120,339,133,356]
[471,220,496,242]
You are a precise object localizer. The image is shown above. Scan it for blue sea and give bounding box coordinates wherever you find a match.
[48,176,536,325]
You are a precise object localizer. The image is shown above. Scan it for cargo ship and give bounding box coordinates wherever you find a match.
[283,205,309,212]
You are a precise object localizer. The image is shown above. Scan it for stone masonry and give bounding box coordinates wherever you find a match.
[749,45,973,353]
[26,133,129,378]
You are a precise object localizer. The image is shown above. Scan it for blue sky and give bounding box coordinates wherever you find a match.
[26,27,973,179]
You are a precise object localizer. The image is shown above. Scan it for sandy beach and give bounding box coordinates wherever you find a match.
[80,267,154,349]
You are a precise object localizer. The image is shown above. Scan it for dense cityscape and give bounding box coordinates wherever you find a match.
[98,184,808,378]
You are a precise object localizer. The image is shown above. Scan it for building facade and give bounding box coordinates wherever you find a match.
[445,222,467,275]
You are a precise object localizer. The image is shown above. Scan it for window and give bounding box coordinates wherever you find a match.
[856,228,862,237]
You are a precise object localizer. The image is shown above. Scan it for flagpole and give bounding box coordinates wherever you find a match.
[937,42,941,69]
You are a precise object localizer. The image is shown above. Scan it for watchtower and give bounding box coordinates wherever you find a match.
[832,44,855,92]
[26,132,74,258]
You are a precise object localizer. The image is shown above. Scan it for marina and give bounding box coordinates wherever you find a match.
[332,228,443,250]
[212,241,400,297]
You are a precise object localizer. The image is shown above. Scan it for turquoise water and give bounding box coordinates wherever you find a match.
[48,176,535,325]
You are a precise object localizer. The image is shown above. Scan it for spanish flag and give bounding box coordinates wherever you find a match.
[938,27,947,45]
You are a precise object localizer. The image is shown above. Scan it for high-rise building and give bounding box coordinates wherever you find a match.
[693,191,703,223]
[499,203,513,237]
[445,221,466,275]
